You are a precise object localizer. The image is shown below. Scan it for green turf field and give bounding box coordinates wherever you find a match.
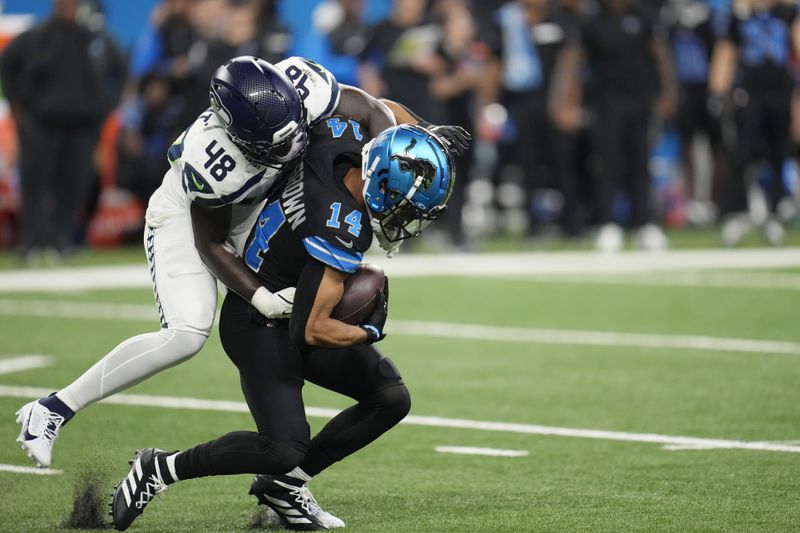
[0,255,799,532]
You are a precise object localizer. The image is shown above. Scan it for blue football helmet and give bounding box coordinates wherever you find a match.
[209,56,307,165]
[361,124,455,249]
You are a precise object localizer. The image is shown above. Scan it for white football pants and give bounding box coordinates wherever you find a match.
[57,215,218,412]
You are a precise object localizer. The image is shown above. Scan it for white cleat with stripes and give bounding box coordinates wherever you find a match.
[250,474,345,530]
[111,448,168,531]
[15,399,64,468]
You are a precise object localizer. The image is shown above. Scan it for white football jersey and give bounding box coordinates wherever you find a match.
[145,56,341,244]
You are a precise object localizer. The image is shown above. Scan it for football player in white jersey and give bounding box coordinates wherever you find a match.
[13,56,444,469]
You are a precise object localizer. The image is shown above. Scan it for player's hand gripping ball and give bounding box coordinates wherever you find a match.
[331,264,386,325]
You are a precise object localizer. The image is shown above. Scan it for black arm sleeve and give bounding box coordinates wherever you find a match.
[289,259,327,351]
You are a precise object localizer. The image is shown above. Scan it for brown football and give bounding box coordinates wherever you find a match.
[331,263,386,325]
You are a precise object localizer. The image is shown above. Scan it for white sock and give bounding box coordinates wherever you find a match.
[56,329,206,412]
[286,466,311,482]
[166,453,180,482]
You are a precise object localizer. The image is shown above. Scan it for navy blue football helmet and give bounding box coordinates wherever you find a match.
[361,124,455,250]
[209,56,307,165]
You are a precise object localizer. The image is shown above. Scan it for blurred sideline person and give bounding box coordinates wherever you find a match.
[181,0,293,122]
[428,0,485,245]
[663,0,724,225]
[710,0,800,246]
[116,72,184,208]
[14,56,400,469]
[0,0,125,262]
[109,123,463,531]
[360,0,444,123]
[128,0,197,84]
[307,0,370,86]
[552,0,676,251]
[482,0,578,238]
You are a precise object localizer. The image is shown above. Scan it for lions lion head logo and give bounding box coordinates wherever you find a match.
[390,138,437,192]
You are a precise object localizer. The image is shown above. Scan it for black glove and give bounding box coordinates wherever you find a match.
[430,125,472,157]
[359,277,389,344]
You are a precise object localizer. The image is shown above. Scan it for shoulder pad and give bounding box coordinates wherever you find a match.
[181,112,270,207]
[276,56,341,126]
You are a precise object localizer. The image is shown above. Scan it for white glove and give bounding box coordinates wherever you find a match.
[251,286,295,319]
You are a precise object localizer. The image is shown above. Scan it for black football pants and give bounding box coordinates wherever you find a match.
[591,93,653,228]
[174,293,410,480]
[723,87,791,215]
[17,116,98,251]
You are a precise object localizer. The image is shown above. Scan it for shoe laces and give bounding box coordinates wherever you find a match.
[289,484,321,515]
[37,411,64,444]
[135,474,168,510]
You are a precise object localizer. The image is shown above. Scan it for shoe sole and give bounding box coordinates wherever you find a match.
[14,402,47,468]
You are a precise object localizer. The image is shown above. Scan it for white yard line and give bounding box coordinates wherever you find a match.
[0,356,52,375]
[1,299,797,357]
[0,385,797,454]
[390,320,800,356]
[435,446,529,457]
[0,464,62,475]
[2,249,800,293]
[500,271,800,291]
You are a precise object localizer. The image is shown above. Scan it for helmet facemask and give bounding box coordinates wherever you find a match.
[373,195,447,243]
[229,123,309,167]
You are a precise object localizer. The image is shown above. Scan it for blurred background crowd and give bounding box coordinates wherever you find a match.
[0,0,798,262]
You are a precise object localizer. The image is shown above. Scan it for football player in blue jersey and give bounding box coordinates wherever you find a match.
[15,55,469,473]
[109,121,461,530]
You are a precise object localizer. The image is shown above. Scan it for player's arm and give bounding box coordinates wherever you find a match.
[290,260,388,349]
[379,99,472,156]
[335,85,397,138]
[709,12,739,98]
[649,29,677,120]
[190,203,293,318]
[549,44,585,132]
[709,38,737,97]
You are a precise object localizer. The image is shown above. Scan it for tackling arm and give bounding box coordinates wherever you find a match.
[380,99,472,156]
[335,85,397,138]
[190,203,293,318]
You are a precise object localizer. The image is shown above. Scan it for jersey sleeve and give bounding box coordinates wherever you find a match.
[179,116,267,208]
[276,56,341,126]
[302,199,371,274]
[302,235,364,274]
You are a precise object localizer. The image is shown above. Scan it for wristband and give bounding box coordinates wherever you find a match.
[360,324,381,344]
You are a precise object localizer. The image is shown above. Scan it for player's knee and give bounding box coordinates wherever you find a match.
[372,383,411,425]
[256,436,307,474]
[180,309,216,336]
[163,330,207,365]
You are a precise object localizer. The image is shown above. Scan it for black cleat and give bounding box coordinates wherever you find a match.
[110,448,169,531]
[249,474,345,530]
